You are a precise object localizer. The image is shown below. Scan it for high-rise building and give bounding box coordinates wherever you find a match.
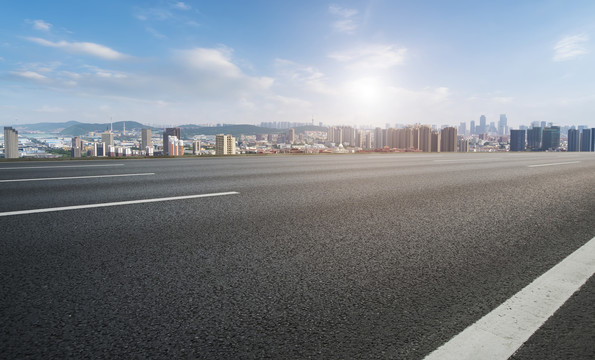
[440,127,457,152]
[163,127,181,156]
[458,139,469,152]
[542,126,560,151]
[458,122,467,136]
[431,131,441,152]
[470,120,476,135]
[101,132,114,148]
[192,140,201,155]
[527,127,543,151]
[71,137,82,158]
[510,130,526,151]
[568,129,581,152]
[365,131,372,149]
[3,126,19,158]
[141,129,152,151]
[498,114,508,136]
[288,128,295,144]
[418,125,432,152]
[580,129,593,152]
[479,115,487,134]
[166,136,184,156]
[215,134,236,155]
[374,127,384,149]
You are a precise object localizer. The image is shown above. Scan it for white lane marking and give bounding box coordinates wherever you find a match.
[0,192,240,217]
[0,173,154,183]
[0,164,125,170]
[424,236,595,360]
[528,161,580,168]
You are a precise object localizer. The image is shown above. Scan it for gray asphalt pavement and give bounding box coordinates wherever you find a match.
[1,152,594,359]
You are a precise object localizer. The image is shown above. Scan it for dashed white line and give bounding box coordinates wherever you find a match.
[0,192,240,217]
[0,164,125,170]
[424,236,595,360]
[0,173,154,183]
[528,161,580,168]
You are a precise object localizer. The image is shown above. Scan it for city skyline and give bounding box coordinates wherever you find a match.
[1,1,595,128]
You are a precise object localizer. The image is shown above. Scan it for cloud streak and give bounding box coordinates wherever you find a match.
[328,44,407,70]
[329,4,358,34]
[32,19,52,31]
[27,37,129,60]
[553,34,589,62]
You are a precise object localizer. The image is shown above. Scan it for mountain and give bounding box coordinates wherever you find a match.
[59,121,154,136]
[179,125,328,138]
[14,121,83,132]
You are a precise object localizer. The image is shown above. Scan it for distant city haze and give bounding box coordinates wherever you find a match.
[1,1,594,128]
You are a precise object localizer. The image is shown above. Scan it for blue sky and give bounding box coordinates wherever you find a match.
[1,0,594,128]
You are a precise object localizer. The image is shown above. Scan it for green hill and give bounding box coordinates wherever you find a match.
[60,121,155,136]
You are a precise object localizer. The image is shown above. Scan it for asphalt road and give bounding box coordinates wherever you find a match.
[1,152,594,359]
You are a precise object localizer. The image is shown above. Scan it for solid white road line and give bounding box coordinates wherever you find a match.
[0,192,240,217]
[0,164,125,170]
[528,161,580,168]
[0,173,154,183]
[424,236,595,360]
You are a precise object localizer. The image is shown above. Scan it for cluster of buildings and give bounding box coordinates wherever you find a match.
[3,116,595,158]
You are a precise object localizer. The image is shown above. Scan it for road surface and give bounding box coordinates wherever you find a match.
[1,152,594,359]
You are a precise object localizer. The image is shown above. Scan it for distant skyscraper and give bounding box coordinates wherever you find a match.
[440,127,457,152]
[479,115,487,134]
[568,129,581,152]
[510,130,526,151]
[288,128,295,144]
[542,126,560,150]
[374,127,384,149]
[470,120,476,135]
[580,129,593,152]
[163,127,181,156]
[3,126,19,158]
[458,122,467,136]
[527,127,543,151]
[431,131,441,152]
[498,114,508,136]
[365,131,372,149]
[167,136,184,156]
[101,132,114,148]
[215,134,236,155]
[419,125,432,152]
[141,129,152,151]
[71,137,82,158]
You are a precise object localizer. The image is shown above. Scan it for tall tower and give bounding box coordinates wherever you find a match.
[479,115,487,134]
[71,137,82,158]
[567,129,580,152]
[163,127,181,155]
[440,127,457,152]
[141,129,152,151]
[3,127,19,158]
[510,130,526,151]
[418,125,432,152]
[498,114,508,136]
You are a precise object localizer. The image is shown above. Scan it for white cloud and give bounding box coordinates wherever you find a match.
[274,58,332,94]
[329,4,358,34]
[146,27,167,39]
[32,19,52,31]
[27,37,129,60]
[173,2,191,10]
[328,44,407,70]
[11,71,47,80]
[553,34,589,62]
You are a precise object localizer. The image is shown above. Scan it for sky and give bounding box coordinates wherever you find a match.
[1,0,594,128]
